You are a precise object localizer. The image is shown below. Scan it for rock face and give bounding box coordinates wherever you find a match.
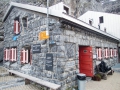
[1,0,120,29]
[0,0,120,22]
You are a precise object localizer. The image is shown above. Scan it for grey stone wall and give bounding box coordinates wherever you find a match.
[3,7,118,90]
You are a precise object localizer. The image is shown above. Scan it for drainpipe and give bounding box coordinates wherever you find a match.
[47,0,50,52]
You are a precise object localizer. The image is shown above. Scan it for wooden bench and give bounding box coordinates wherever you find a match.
[8,70,61,90]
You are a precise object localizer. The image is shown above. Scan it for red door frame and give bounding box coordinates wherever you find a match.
[79,46,93,77]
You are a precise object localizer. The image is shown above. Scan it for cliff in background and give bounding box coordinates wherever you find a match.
[0,0,120,37]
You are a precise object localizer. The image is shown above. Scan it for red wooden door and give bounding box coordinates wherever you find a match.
[79,46,93,77]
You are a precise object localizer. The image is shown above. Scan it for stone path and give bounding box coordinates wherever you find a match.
[86,72,120,90]
[0,66,7,73]
[3,85,41,90]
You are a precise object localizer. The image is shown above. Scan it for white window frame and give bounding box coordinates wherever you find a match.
[96,48,102,60]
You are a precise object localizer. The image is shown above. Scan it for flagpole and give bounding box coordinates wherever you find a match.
[47,0,50,52]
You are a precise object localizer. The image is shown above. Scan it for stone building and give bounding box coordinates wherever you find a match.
[2,2,119,90]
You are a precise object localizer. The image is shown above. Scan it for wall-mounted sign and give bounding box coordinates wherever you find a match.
[39,31,49,40]
[32,44,41,53]
[45,53,53,71]
[12,35,19,41]
[93,54,97,59]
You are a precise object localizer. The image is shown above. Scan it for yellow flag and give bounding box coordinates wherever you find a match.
[39,31,49,40]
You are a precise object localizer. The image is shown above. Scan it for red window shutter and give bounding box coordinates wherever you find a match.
[30,50,32,64]
[109,49,110,57]
[10,49,12,61]
[25,50,26,63]
[104,49,106,58]
[98,48,100,60]
[20,50,23,63]
[106,48,108,58]
[104,49,105,58]
[15,48,17,61]
[12,48,14,62]
[14,20,20,34]
[116,50,118,56]
[96,48,99,60]
[4,49,6,60]
[98,48,102,60]
[111,49,113,57]
[18,22,20,33]
[14,20,16,34]
[7,49,10,60]
[107,49,109,58]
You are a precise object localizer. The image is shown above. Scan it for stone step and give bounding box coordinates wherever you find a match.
[0,66,8,73]
[0,81,25,90]
[2,84,41,90]
[0,72,9,77]
[0,77,24,86]
[0,76,24,86]
[0,77,25,90]
[86,77,92,82]
[113,68,120,72]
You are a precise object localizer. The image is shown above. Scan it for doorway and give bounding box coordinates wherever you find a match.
[118,47,120,63]
[79,46,93,77]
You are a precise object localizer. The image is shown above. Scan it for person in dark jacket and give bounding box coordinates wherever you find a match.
[99,61,111,73]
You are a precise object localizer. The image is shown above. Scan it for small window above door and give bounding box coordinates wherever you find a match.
[63,5,70,15]
[14,17,20,34]
[99,16,104,23]
[22,16,28,28]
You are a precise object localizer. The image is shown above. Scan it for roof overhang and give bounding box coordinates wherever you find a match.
[3,2,62,22]
[60,13,120,42]
[2,2,120,42]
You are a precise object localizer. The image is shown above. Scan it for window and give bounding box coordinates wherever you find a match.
[22,17,28,28]
[14,17,20,34]
[96,48,102,60]
[114,49,117,57]
[4,47,17,61]
[63,6,69,14]
[20,46,32,64]
[89,20,92,25]
[99,16,104,23]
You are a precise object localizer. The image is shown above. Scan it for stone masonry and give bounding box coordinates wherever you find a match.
[3,7,118,90]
